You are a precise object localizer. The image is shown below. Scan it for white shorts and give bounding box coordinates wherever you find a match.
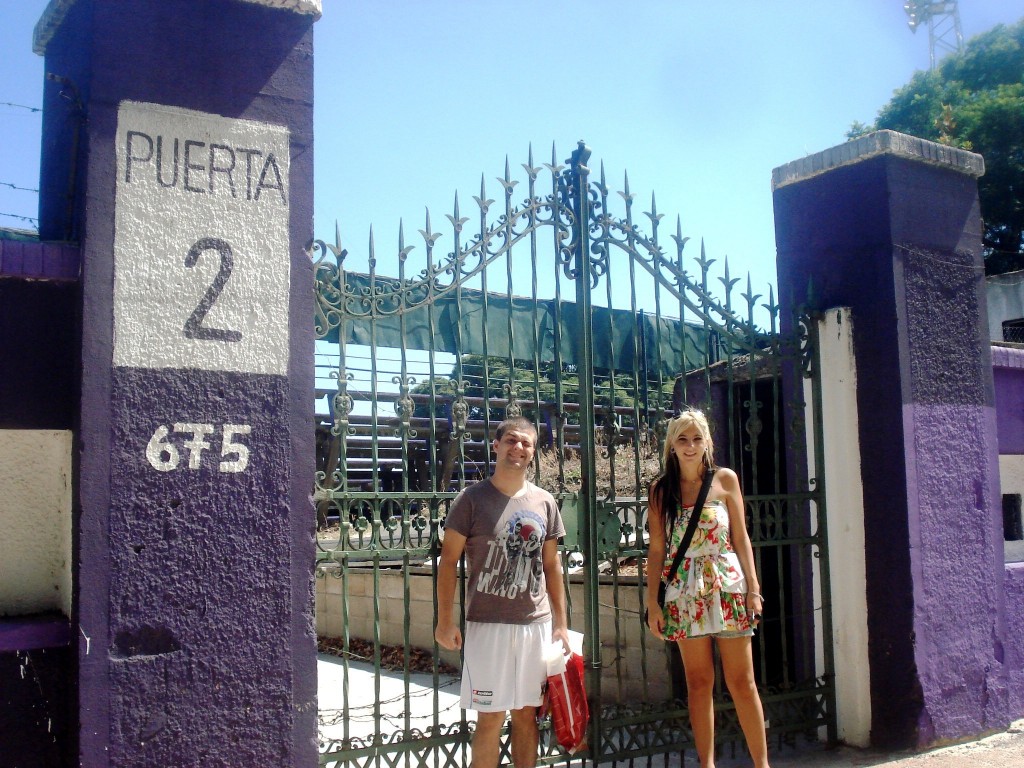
[460,620,551,712]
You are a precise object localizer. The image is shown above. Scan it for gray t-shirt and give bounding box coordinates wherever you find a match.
[444,479,565,625]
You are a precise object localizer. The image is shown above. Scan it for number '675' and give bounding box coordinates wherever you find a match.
[146,423,252,473]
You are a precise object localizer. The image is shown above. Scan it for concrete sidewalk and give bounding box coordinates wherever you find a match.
[710,720,1024,767]
[319,656,1024,767]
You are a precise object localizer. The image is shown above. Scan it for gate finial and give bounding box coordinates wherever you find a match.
[568,140,591,173]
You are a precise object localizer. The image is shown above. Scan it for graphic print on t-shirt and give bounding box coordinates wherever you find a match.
[477,509,548,600]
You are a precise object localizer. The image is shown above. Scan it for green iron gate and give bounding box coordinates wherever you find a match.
[311,142,835,766]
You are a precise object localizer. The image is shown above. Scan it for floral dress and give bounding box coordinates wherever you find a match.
[661,498,753,640]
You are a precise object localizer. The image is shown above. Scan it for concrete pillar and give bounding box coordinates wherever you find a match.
[33,0,320,763]
[772,131,1010,747]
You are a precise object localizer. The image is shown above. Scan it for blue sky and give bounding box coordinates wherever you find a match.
[1,1,1021,300]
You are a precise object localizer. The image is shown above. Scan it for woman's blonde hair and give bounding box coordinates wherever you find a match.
[661,409,715,470]
[652,409,717,532]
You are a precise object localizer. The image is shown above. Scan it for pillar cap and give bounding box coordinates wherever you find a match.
[771,130,985,191]
[34,0,321,55]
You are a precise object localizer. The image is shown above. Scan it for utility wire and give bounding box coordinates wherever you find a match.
[1,182,38,193]
[0,212,39,225]
[0,102,42,113]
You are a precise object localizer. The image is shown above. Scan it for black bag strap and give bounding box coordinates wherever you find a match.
[664,468,715,585]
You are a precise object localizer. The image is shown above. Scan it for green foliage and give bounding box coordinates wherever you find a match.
[845,120,873,141]
[868,20,1024,271]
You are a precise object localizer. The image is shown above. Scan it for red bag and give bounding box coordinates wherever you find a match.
[545,651,589,754]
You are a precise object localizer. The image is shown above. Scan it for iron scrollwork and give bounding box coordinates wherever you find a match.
[393,375,417,438]
[449,378,470,441]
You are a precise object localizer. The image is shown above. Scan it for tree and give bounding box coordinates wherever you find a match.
[853,20,1024,273]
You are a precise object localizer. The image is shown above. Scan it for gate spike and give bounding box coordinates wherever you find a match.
[619,170,635,205]
[763,284,780,321]
[742,273,762,310]
[522,144,540,181]
[419,207,442,247]
[719,255,740,301]
[473,174,494,214]
[399,219,414,263]
[498,156,518,196]
[645,191,663,227]
[446,192,469,234]
[671,214,690,252]
[542,142,564,177]
[696,238,716,276]
[368,225,376,272]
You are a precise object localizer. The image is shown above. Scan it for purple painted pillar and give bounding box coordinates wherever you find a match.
[34,0,320,764]
[772,131,1010,747]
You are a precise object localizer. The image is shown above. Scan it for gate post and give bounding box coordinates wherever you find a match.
[564,141,606,730]
[34,0,319,763]
[772,131,1009,747]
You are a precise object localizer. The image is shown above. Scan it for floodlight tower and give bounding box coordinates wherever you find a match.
[904,1,964,69]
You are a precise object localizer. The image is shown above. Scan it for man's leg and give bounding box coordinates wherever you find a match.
[509,706,539,768]
[471,710,506,768]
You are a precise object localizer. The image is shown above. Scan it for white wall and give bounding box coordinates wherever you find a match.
[316,567,674,703]
[808,308,871,747]
[0,430,73,617]
[986,271,1024,341]
[999,455,1024,497]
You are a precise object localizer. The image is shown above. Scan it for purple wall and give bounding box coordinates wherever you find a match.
[35,0,317,764]
[0,275,79,430]
[992,346,1024,717]
[0,250,79,764]
[0,643,76,766]
[992,346,1024,454]
[1006,565,1024,716]
[773,133,1013,748]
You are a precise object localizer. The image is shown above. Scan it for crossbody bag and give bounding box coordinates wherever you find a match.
[645,468,715,623]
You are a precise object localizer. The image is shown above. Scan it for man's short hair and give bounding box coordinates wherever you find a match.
[494,416,538,442]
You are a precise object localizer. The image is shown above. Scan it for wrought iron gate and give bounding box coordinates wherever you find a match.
[311,142,835,767]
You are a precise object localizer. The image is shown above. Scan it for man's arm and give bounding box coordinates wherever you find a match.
[435,529,467,651]
[542,538,571,652]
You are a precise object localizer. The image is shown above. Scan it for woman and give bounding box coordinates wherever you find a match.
[645,410,770,768]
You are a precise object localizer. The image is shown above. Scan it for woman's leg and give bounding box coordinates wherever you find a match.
[717,636,770,768]
[678,637,717,768]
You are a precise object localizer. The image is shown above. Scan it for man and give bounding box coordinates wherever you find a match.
[435,416,570,768]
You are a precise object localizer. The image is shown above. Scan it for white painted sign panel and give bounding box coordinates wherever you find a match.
[113,101,290,375]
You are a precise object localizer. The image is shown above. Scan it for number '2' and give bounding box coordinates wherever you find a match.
[183,237,243,343]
